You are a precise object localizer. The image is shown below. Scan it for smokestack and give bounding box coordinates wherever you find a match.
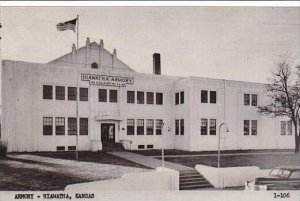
[153,53,161,75]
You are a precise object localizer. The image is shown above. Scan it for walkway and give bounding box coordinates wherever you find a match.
[109,151,192,171]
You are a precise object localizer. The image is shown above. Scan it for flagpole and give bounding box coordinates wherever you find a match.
[75,14,79,161]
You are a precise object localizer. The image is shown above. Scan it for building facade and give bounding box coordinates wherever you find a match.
[1,38,295,152]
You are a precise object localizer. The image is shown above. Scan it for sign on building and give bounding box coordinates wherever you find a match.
[81,74,134,87]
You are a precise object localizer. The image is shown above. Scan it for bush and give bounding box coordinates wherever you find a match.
[0,141,7,157]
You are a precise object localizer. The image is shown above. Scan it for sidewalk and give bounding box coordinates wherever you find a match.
[109,151,193,171]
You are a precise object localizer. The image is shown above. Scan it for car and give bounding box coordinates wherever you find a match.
[245,166,300,190]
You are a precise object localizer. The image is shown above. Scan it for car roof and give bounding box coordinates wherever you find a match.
[273,166,300,171]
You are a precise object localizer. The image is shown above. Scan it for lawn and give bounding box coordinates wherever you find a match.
[0,152,150,191]
[160,153,300,169]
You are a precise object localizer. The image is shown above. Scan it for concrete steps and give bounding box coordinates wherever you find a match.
[102,142,125,152]
[179,170,213,190]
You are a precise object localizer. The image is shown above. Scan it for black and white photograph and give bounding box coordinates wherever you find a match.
[0,2,300,200]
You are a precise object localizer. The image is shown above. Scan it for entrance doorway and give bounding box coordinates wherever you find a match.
[101,124,115,142]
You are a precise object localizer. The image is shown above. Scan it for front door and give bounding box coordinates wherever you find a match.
[101,124,115,142]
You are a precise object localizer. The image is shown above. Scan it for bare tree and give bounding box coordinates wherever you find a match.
[258,58,300,153]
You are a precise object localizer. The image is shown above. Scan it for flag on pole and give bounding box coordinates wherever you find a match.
[56,18,77,32]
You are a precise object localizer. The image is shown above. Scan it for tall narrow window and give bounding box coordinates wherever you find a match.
[287,121,292,135]
[210,91,217,104]
[201,119,208,135]
[91,62,98,69]
[156,93,163,105]
[209,119,216,135]
[180,119,184,135]
[99,89,107,102]
[281,121,286,135]
[251,120,257,135]
[244,120,250,135]
[244,94,250,106]
[43,85,53,99]
[201,90,208,103]
[109,90,118,103]
[80,118,88,135]
[175,93,179,105]
[80,88,88,101]
[180,91,184,104]
[137,91,144,104]
[175,119,179,135]
[146,119,154,135]
[56,86,65,100]
[137,119,144,135]
[156,119,163,135]
[68,87,77,101]
[251,94,257,106]
[127,91,135,103]
[68,118,77,135]
[147,92,154,104]
[43,117,53,135]
[55,117,65,135]
[127,119,134,135]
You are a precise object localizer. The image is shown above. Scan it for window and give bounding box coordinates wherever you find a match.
[147,145,154,149]
[91,62,98,69]
[210,91,217,104]
[244,120,250,135]
[156,93,163,105]
[56,146,65,151]
[287,121,292,135]
[180,91,184,104]
[68,118,77,135]
[156,119,163,135]
[175,119,179,135]
[55,117,65,135]
[201,119,208,135]
[109,90,118,103]
[127,119,134,135]
[146,119,154,135]
[201,90,208,103]
[56,86,65,100]
[99,89,107,102]
[68,87,77,101]
[43,117,53,135]
[147,92,154,104]
[68,146,76,151]
[43,85,53,99]
[251,120,257,135]
[180,119,184,135]
[281,96,287,107]
[138,145,145,149]
[80,88,88,101]
[175,93,179,105]
[80,118,88,135]
[210,119,216,135]
[244,94,250,106]
[137,119,144,135]
[137,91,144,104]
[127,91,135,103]
[281,121,287,135]
[251,94,257,106]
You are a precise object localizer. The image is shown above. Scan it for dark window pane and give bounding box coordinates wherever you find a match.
[80,88,88,101]
[68,118,77,135]
[175,119,179,135]
[201,119,208,135]
[251,120,257,135]
[43,85,53,99]
[156,119,163,135]
[127,119,135,135]
[180,91,184,104]
[137,91,144,104]
[180,119,184,135]
[91,62,98,69]
[244,94,250,106]
[287,121,292,135]
[147,92,154,104]
[43,117,53,135]
[175,93,179,105]
[137,119,144,135]
[99,89,107,102]
[251,94,257,106]
[201,90,208,103]
[209,119,216,135]
[80,118,88,135]
[244,120,250,135]
[109,90,118,103]
[210,91,217,104]
[55,117,65,135]
[56,86,65,100]
[68,87,77,101]
[127,91,135,103]
[156,93,163,105]
[146,119,154,135]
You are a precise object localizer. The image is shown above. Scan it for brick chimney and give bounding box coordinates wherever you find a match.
[153,53,161,75]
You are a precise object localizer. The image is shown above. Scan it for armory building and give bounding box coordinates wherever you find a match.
[1,38,294,152]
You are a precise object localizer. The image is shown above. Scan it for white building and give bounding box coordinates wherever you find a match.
[1,38,295,152]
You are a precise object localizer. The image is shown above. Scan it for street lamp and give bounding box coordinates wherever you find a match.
[218,123,229,168]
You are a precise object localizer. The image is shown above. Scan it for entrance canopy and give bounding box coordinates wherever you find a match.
[95,115,123,121]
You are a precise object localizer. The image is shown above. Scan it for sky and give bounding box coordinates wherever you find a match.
[1,6,300,83]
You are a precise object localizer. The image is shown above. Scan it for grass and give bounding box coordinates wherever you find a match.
[160,153,300,169]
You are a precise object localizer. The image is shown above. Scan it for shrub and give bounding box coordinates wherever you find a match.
[0,141,7,157]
